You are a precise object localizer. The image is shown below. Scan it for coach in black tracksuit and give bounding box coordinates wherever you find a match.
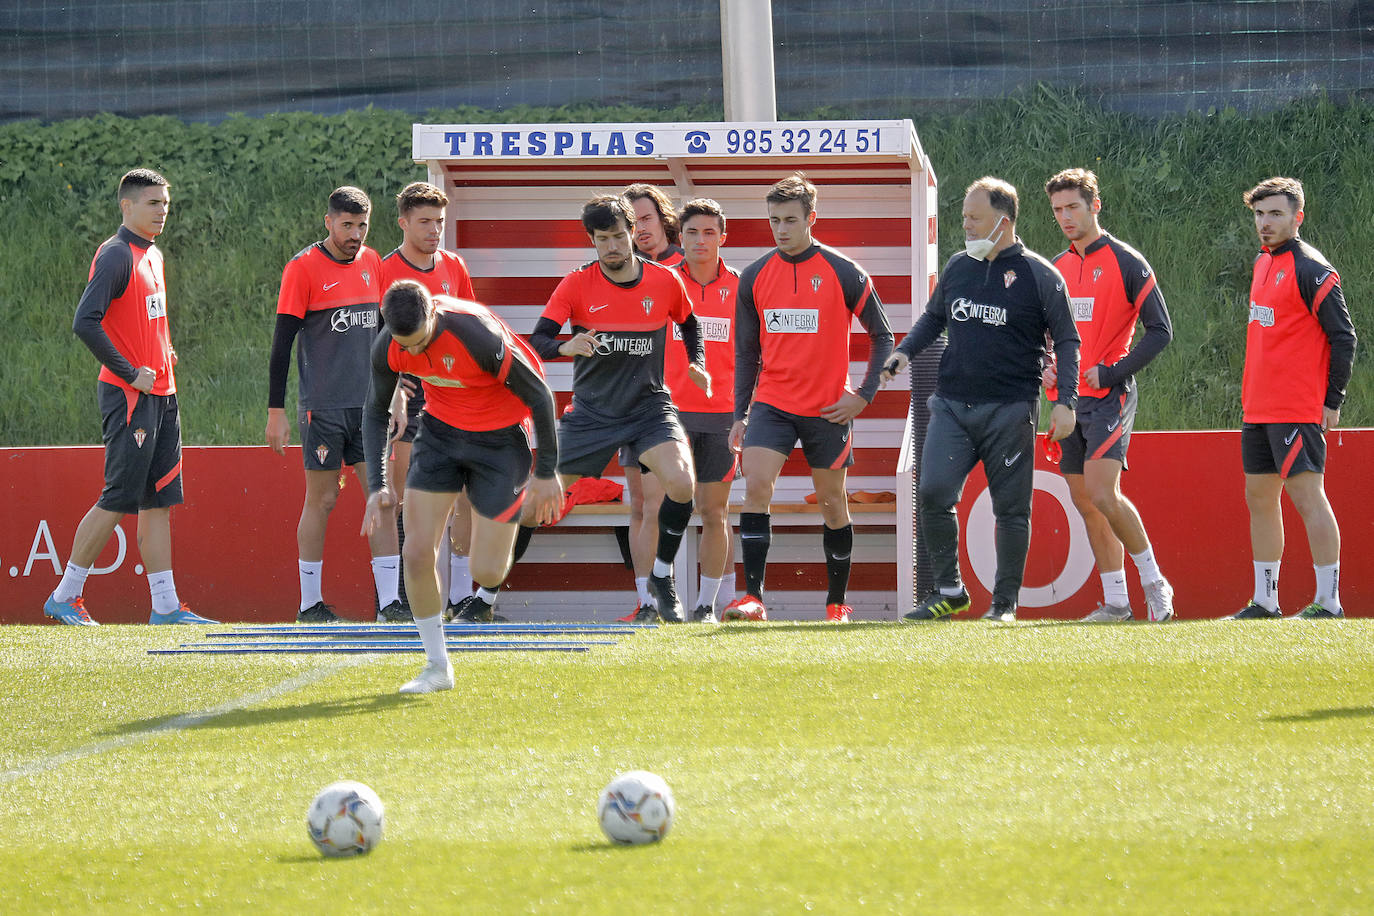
[885,177,1080,622]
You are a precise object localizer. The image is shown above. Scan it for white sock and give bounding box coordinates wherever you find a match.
[698,575,725,610]
[1100,569,1129,608]
[635,577,654,608]
[1129,545,1163,586]
[372,555,401,605]
[652,558,674,578]
[414,612,449,666]
[476,585,499,605]
[54,561,90,603]
[147,569,180,615]
[299,559,323,611]
[1314,563,1341,611]
[728,573,738,602]
[939,585,964,597]
[1253,561,1280,611]
[448,554,472,602]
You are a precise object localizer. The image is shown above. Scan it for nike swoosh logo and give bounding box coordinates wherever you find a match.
[589,303,610,312]
[1106,419,1120,432]
[1004,451,1023,467]
[323,281,341,290]
[1316,272,1331,286]
[1284,429,1299,445]
[495,342,505,361]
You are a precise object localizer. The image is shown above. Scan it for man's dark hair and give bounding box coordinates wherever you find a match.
[765,173,818,215]
[967,176,1019,222]
[623,183,680,246]
[581,194,634,235]
[1244,176,1304,213]
[396,181,448,216]
[381,279,430,337]
[329,185,372,216]
[679,197,727,234]
[1045,168,1099,207]
[118,168,168,201]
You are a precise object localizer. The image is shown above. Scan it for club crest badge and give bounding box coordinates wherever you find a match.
[133,428,147,448]
[442,281,451,295]
[641,296,654,315]
[1275,270,1286,285]
[1092,267,1103,283]
[719,288,731,303]
[315,445,330,465]
[1004,270,1017,289]
[361,270,371,287]
[442,354,455,371]
[810,275,823,293]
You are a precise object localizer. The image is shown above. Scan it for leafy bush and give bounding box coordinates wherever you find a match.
[0,92,1366,444]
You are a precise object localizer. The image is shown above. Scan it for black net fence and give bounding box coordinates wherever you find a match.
[2,1,1370,124]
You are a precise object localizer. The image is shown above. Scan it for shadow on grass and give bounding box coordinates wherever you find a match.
[104,691,416,736]
[569,841,652,854]
[1265,706,1374,723]
[693,620,905,637]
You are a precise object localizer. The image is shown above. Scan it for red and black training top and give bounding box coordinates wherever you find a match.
[668,258,739,429]
[73,225,176,395]
[734,241,893,421]
[362,297,558,489]
[1243,237,1356,424]
[1051,232,1172,400]
[531,257,702,421]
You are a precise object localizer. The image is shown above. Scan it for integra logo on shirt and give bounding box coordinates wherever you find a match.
[1248,301,1275,327]
[592,334,655,356]
[331,307,379,333]
[949,297,1007,327]
[765,309,820,333]
[1071,297,1094,322]
[673,316,731,342]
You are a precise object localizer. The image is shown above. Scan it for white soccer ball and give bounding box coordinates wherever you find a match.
[306,780,384,857]
[597,770,675,845]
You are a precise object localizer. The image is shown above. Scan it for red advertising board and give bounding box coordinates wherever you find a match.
[2,431,1369,624]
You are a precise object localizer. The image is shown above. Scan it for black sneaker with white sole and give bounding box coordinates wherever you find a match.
[377,600,413,623]
[982,598,1017,622]
[451,594,507,623]
[647,573,684,623]
[1229,602,1282,619]
[297,601,342,623]
[690,604,718,623]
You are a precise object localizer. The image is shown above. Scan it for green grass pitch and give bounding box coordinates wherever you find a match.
[2,620,1372,913]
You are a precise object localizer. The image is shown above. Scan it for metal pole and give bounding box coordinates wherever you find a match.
[720,0,778,121]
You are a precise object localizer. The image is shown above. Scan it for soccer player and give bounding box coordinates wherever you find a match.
[619,183,686,617]
[668,199,741,623]
[726,173,894,623]
[42,168,215,626]
[527,194,711,622]
[1043,168,1176,623]
[379,181,478,622]
[361,280,563,693]
[1231,177,1356,619]
[886,177,1080,623]
[266,187,401,623]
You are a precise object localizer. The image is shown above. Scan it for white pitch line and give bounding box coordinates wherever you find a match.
[0,658,365,784]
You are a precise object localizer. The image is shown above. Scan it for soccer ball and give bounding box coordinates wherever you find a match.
[306,780,384,857]
[597,770,675,845]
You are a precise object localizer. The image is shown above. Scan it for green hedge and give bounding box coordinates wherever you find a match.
[0,91,1366,445]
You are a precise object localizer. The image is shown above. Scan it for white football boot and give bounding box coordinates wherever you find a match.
[399,660,455,694]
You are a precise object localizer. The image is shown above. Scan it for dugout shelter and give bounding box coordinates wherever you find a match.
[412,119,936,620]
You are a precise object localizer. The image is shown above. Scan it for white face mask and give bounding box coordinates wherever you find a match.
[965,215,1007,261]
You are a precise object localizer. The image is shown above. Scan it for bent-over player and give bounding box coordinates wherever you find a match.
[361,281,563,693]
